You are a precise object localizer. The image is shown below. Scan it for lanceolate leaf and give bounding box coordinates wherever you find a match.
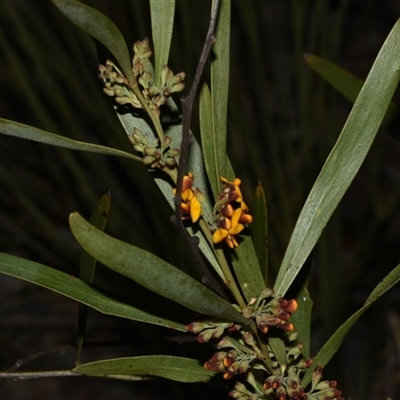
[74,355,215,383]
[210,0,231,181]
[150,0,175,87]
[0,252,185,331]
[0,118,140,161]
[51,0,134,82]
[225,160,266,302]
[69,213,248,325]
[200,83,219,199]
[291,287,313,359]
[301,263,400,387]
[274,19,400,295]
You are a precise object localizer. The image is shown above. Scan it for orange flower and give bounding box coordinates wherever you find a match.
[213,208,245,248]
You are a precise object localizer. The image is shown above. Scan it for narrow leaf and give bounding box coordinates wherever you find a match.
[74,356,215,383]
[51,0,134,82]
[226,160,266,302]
[231,235,267,302]
[0,118,140,161]
[210,0,230,180]
[251,182,268,283]
[200,83,219,199]
[291,287,313,358]
[275,19,400,295]
[0,252,185,331]
[301,263,400,387]
[305,54,398,126]
[77,193,111,365]
[150,0,175,87]
[69,213,248,325]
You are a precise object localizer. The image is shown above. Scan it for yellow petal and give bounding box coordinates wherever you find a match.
[231,208,242,228]
[190,196,202,223]
[229,223,244,236]
[213,228,229,243]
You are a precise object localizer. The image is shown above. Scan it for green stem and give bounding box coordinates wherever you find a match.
[129,82,165,142]
[199,219,246,309]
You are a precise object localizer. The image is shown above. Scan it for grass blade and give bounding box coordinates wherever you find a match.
[76,193,111,365]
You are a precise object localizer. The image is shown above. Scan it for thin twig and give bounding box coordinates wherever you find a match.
[0,370,81,380]
[173,0,226,299]
[1,345,74,377]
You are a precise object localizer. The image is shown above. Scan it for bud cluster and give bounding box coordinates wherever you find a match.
[204,335,265,380]
[186,320,240,343]
[212,177,253,248]
[128,128,179,169]
[242,288,298,334]
[99,38,185,118]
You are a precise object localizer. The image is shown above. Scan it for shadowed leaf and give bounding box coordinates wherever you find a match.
[0,118,140,161]
[301,263,400,386]
[0,252,185,331]
[51,0,134,82]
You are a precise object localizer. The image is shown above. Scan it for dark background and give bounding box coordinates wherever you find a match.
[1,0,400,399]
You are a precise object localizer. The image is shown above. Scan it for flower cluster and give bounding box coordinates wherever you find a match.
[212,177,253,248]
[128,128,179,169]
[242,288,298,334]
[99,38,185,117]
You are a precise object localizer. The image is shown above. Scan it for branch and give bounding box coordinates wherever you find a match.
[173,0,225,299]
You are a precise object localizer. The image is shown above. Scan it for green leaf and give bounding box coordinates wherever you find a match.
[291,287,313,359]
[0,252,185,331]
[74,356,215,383]
[0,118,140,161]
[150,0,175,87]
[199,83,219,199]
[223,160,266,302]
[51,0,134,82]
[210,0,231,181]
[69,213,248,325]
[268,336,287,368]
[274,19,400,295]
[77,193,111,365]
[305,54,399,127]
[301,263,400,387]
[231,235,267,302]
[251,182,268,283]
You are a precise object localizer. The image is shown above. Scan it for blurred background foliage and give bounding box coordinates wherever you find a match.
[0,0,400,399]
